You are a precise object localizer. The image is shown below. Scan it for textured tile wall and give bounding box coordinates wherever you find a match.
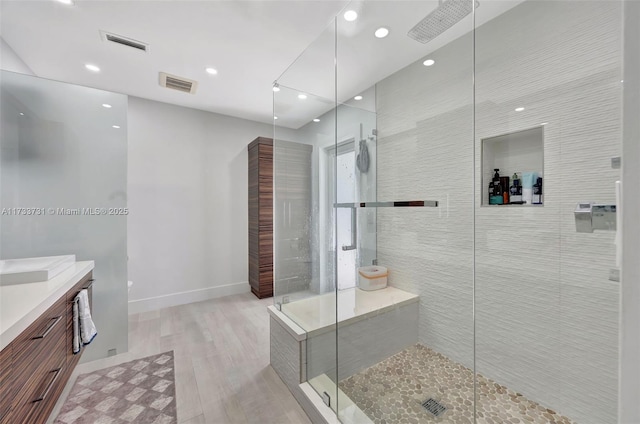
[375,2,622,424]
[306,302,419,382]
[270,316,305,391]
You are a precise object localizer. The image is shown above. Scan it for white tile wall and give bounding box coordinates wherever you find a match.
[306,302,419,381]
[375,2,622,423]
[270,316,305,390]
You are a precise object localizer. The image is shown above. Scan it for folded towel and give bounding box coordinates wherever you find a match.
[73,289,97,354]
[72,297,80,354]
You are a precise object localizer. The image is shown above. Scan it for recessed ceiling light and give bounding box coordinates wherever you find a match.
[85,64,100,72]
[515,107,525,112]
[205,67,218,75]
[374,27,389,38]
[344,10,358,21]
[56,0,74,5]
[19,112,24,116]
[102,103,112,108]
[112,125,120,129]
[313,118,320,122]
[298,94,307,100]
[423,59,435,67]
[273,86,280,92]
[354,95,363,100]
[274,116,278,120]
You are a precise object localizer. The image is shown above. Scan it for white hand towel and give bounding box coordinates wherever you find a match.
[77,289,97,347]
[72,297,81,354]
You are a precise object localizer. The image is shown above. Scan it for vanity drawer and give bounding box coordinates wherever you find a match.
[0,345,14,423]
[10,335,66,424]
[11,296,66,388]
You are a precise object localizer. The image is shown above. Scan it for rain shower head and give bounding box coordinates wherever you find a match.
[408,0,477,44]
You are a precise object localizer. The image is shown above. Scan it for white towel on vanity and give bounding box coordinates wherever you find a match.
[72,297,81,354]
[73,289,97,354]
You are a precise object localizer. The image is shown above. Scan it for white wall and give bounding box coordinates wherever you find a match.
[376,2,622,424]
[0,36,34,75]
[127,97,296,313]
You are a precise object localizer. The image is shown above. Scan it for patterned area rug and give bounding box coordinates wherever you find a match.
[55,351,176,424]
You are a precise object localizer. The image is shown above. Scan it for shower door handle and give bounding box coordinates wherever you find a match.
[341,207,357,251]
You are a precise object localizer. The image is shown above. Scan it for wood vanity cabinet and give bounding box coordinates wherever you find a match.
[0,271,93,424]
[248,136,274,299]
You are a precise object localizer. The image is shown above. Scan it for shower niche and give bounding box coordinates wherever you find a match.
[481,126,544,206]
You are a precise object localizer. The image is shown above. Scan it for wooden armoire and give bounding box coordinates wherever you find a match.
[248,137,273,298]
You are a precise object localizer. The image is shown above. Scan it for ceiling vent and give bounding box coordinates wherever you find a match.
[159,72,198,94]
[100,31,149,52]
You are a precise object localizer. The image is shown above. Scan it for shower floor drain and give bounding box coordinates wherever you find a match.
[422,398,447,417]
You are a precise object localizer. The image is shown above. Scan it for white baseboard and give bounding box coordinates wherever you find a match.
[128,281,250,314]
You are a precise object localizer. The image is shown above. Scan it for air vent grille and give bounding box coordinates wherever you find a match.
[159,72,198,95]
[101,31,149,52]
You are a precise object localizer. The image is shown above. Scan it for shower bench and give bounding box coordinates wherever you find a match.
[268,286,419,423]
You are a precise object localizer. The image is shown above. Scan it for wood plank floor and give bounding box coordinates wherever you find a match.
[49,293,311,424]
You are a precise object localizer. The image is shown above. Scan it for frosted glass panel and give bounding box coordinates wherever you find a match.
[0,71,128,362]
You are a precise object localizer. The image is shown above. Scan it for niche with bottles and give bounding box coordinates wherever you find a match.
[481,126,544,206]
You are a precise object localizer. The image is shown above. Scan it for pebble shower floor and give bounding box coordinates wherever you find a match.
[339,344,576,424]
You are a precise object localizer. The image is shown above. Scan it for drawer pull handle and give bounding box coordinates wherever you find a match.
[32,367,62,403]
[31,316,62,340]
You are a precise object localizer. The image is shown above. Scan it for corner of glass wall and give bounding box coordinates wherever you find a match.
[272,17,340,418]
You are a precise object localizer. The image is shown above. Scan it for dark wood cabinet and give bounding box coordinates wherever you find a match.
[0,271,93,424]
[248,137,274,299]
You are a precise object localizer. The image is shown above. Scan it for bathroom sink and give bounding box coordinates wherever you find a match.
[0,255,76,285]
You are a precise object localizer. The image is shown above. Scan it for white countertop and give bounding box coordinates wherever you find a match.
[0,261,94,350]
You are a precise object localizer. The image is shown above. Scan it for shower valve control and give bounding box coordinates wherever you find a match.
[574,202,617,233]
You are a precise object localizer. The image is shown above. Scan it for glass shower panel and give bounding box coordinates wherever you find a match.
[335,1,475,423]
[0,71,129,361]
[474,2,623,423]
[273,19,339,411]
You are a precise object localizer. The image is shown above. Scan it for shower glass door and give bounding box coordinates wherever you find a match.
[474,2,624,423]
[273,0,633,422]
[335,1,474,422]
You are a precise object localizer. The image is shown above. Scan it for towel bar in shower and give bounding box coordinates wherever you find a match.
[334,200,439,208]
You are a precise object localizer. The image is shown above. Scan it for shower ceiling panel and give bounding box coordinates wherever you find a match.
[275,0,525,128]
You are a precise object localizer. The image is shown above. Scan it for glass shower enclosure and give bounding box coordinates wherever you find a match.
[272,1,635,423]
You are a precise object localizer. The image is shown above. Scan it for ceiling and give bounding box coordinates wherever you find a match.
[0,0,523,129]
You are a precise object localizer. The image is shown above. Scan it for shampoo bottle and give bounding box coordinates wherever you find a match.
[489,169,503,204]
[532,177,543,204]
[509,173,523,203]
[500,176,510,204]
